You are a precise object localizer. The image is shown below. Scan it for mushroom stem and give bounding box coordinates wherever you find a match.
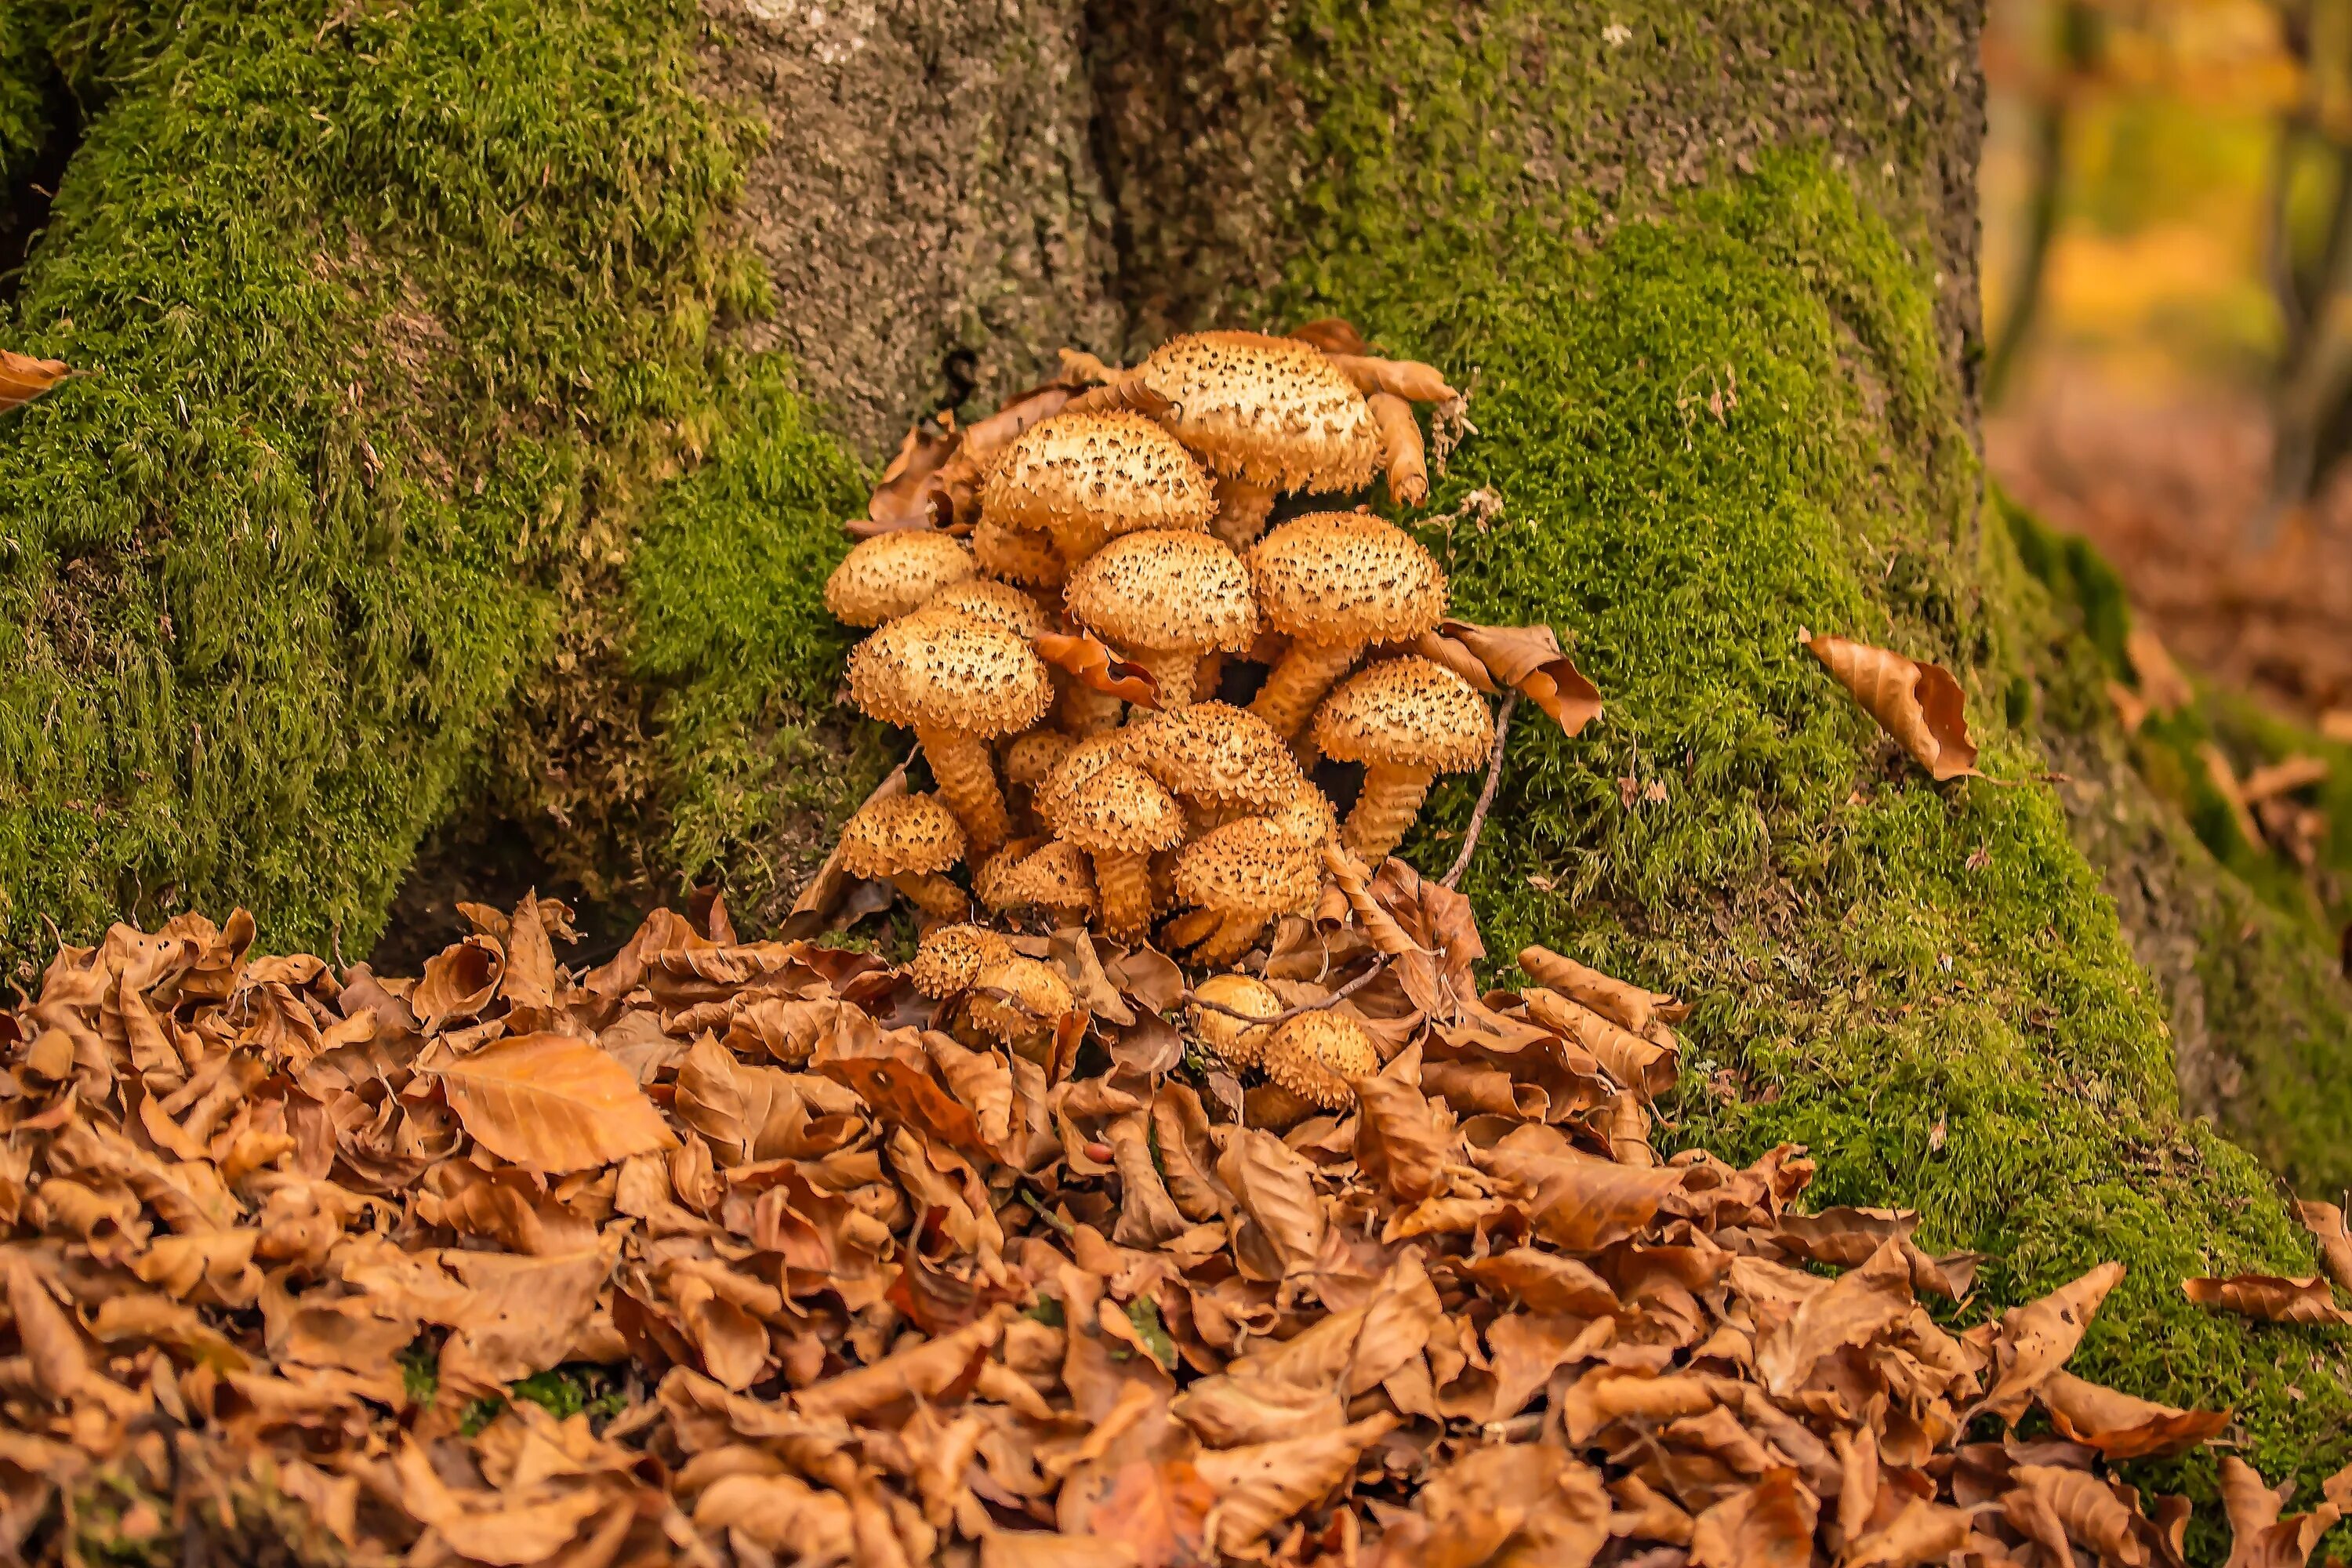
[1192,911,1269,968]
[916,724,1011,852]
[1207,474,1277,550]
[1251,638,1360,739]
[888,873,970,922]
[1094,851,1157,943]
[1058,680,1123,735]
[1343,763,1436,864]
[1131,648,1199,709]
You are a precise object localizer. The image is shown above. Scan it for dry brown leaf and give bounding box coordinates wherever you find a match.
[1753,1239,1914,1396]
[0,350,71,413]
[1690,1468,1817,1568]
[2126,625,2195,717]
[1036,628,1162,708]
[1849,1495,1975,1568]
[1061,1459,1214,1568]
[2241,754,2328,804]
[1369,391,1428,506]
[1325,353,1457,403]
[1517,945,1686,1035]
[1437,619,1602,737]
[2183,1272,2352,1327]
[2293,1199,2352,1292]
[787,760,910,934]
[1980,1260,2125,1421]
[1218,1128,1327,1278]
[429,1033,676,1173]
[1192,1414,1397,1555]
[2038,1370,2230,1460]
[1803,632,1981,781]
[6,1258,87,1400]
[2201,743,2267,851]
[2218,1455,2341,1568]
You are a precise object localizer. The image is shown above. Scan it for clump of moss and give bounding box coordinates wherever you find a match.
[1258,0,2352,1517]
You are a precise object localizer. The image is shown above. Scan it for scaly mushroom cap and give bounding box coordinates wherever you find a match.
[972,516,1067,589]
[824,532,976,628]
[1063,530,1257,656]
[1004,730,1076,791]
[1129,702,1302,810]
[1248,513,1447,646]
[847,608,1054,739]
[1044,760,1186,857]
[1174,817,1321,917]
[1262,1011,1380,1111]
[1033,729,1141,825]
[1311,655,1495,772]
[967,955,1076,1044]
[909,924,1014,997]
[1260,780,1338,851]
[979,411,1215,551]
[1189,972,1282,1073]
[1134,331,1381,492]
[838,793,967,880]
[977,839,1098,920]
[924,577,1049,641]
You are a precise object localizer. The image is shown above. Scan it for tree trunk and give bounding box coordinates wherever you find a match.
[4,0,2350,1490]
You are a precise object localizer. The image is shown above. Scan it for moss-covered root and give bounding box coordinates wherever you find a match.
[0,0,866,971]
[1132,0,2352,1519]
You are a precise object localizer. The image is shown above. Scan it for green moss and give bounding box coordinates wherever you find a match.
[1265,0,2352,1513]
[0,0,868,969]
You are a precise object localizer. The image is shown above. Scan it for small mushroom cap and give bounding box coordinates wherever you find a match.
[1129,702,1302,809]
[973,516,1067,589]
[1033,729,1142,825]
[1189,972,1282,1072]
[1259,781,1338,851]
[848,607,1054,739]
[910,924,1014,997]
[1064,530,1257,655]
[1262,1011,1380,1110]
[968,955,1076,1043]
[979,411,1215,546]
[1174,817,1321,917]
[1248,513,1447,646]
[1310,655,1495,771]
[925,577,1049,641]
[1004,730,1076,790]
[1044,760,1186,856]
[1135,331,1381,492]
[839,793,967,880]
[825,532,976,628]
[976,838,1098,918]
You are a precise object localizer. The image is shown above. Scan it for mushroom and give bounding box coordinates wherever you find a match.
[824,531,976,627]
[924,577,1050,641]
[1247,512,1448,741]
[972,516,1067,590]
[979,410,1215,563]
[847,607,1054,853]
[1309,655,1495,863]
[1040,760,1185,943]
[1172,817,1321,967]
[1129,701,1304,829]
[910,924,1014,997]
[1261,1011,1380,1113]
[1126,331,1382,548]
[967,955,1076,1067]
[1063,530,1256,709]
[837,793,970,921]
[1188,972,1282,1073]
[975,838,1097,927]
[1033,728,1141,826]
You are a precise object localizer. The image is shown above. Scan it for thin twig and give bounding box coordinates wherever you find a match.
[1184,955,1389,1029]
[1443,691,1517,890]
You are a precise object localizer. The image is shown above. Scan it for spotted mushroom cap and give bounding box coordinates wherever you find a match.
[1004,730,1077,791]
[1189,972,1282,1073]
[847,607,1054,739]
[1248,513,1447,647]
[1043,760,1186,857]
[910,924,1014,997]
[1310,655,1495,772]
[1174,817,1321,918]
[979,411,1215,557]
[1064,530,1257,656]
[823,532,977,629]
[1129,702,1302,810]
[924,577,1049,641]
[1259,780,1338,851]
[1133,331,1381,492]
[1262,1011,1380,1111]
[838,792,967,882]
[976,839,1098,919]
[967,955,1076,1044]
[973,516,1067,589]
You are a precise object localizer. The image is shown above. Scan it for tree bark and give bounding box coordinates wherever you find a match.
[4,0,2351,1486]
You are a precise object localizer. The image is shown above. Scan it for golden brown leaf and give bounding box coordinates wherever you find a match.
[429,1033,676,1173]
[2293,1199,2352,1292]
[1218,1127,1329,1279]
[1753,1239,1914,1396]
[2218,1455,2341,1568]
[1690,1468,1817,1568]
[1437,619,1602,737]
[1802,631,1981,781]
[1036,628,1162,708]
[0,350,71,413]
[1369,391,1428,506]
[1192,1414,1396,1555]
[1980,1260,2125,1421]
[2183,1272,2352,1327]
[1061,1459,1214,1568]
[2038,1370,2230,1460]
[6,1258,87,1400]
[1848,1494,1974,1568]
[1517,944,1687,1035]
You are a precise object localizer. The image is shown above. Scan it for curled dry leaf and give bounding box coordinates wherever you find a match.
[428,1033,676,1173]
[1036,627,1162,708]
[0,349,71,413]
[1802,631,1981,781]
[2037,1370,2230,1461]
[2183,1272,2352,1327]
[1436,619,1603,737]
[2292,1198,2352,1292]
[1979,1259,2125,1422]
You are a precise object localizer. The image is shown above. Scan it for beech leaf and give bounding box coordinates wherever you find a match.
[2183,1272,2352,1327]
[0,350,71,413]
[1037,627,1162,708]
[1802,630,1981,780]
[1436,619,1602,736]
[429,1032,676,1172]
